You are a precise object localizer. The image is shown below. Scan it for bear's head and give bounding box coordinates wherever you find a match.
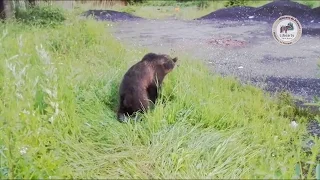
[158,54,178,75]
[141,53,178,75]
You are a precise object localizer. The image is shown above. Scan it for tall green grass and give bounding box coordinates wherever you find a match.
[0,13,319,178]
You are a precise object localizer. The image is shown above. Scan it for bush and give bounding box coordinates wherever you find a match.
[143,1,177,6]
[195,1,209,9]
[126,0,147,5]
[122,6,137,14]
[224,0,247,7]
[15,5,66,27]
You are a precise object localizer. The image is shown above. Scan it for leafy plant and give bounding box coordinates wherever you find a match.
[14,5,66,27]
[224,0,247,7]
[126,0,147,5]
[196,1,209,9]
[297,0,316,8]
[122,6,137,14]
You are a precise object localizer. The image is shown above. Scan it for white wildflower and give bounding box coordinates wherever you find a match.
[44,88,53,97]
[290,121,298,129]
[36,44,61,123]
[16,93,23,100]
[22,109,30,115]
[20,146,28,155]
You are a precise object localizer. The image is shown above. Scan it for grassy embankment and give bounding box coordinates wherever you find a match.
[0,5,319,179]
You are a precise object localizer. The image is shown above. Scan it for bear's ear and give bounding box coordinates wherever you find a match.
[172,57,178,63]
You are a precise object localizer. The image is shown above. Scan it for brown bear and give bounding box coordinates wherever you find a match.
[117,52,178,122]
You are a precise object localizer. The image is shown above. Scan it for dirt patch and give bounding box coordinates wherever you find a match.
[251,76,320,101]
[260,55,300,64]
[207,38,247,48]
[303,28,320,36]
[311,6,320,23]
[307,120,320,137]
[311,6,320,16]
[81,10,143,21]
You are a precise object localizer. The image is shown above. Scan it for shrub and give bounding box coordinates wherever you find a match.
[122,6,137,14]
[224,0,247,7]
[126,0,147,5]
[15,5,66,27]
[195,1,209,9]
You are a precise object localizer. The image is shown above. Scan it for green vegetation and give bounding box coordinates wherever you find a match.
[14,5,66,27]
[224,0,248,7]
[0,4,319,179]
[296,0,320,8]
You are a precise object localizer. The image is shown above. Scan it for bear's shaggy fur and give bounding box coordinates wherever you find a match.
[117,53,178,122]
